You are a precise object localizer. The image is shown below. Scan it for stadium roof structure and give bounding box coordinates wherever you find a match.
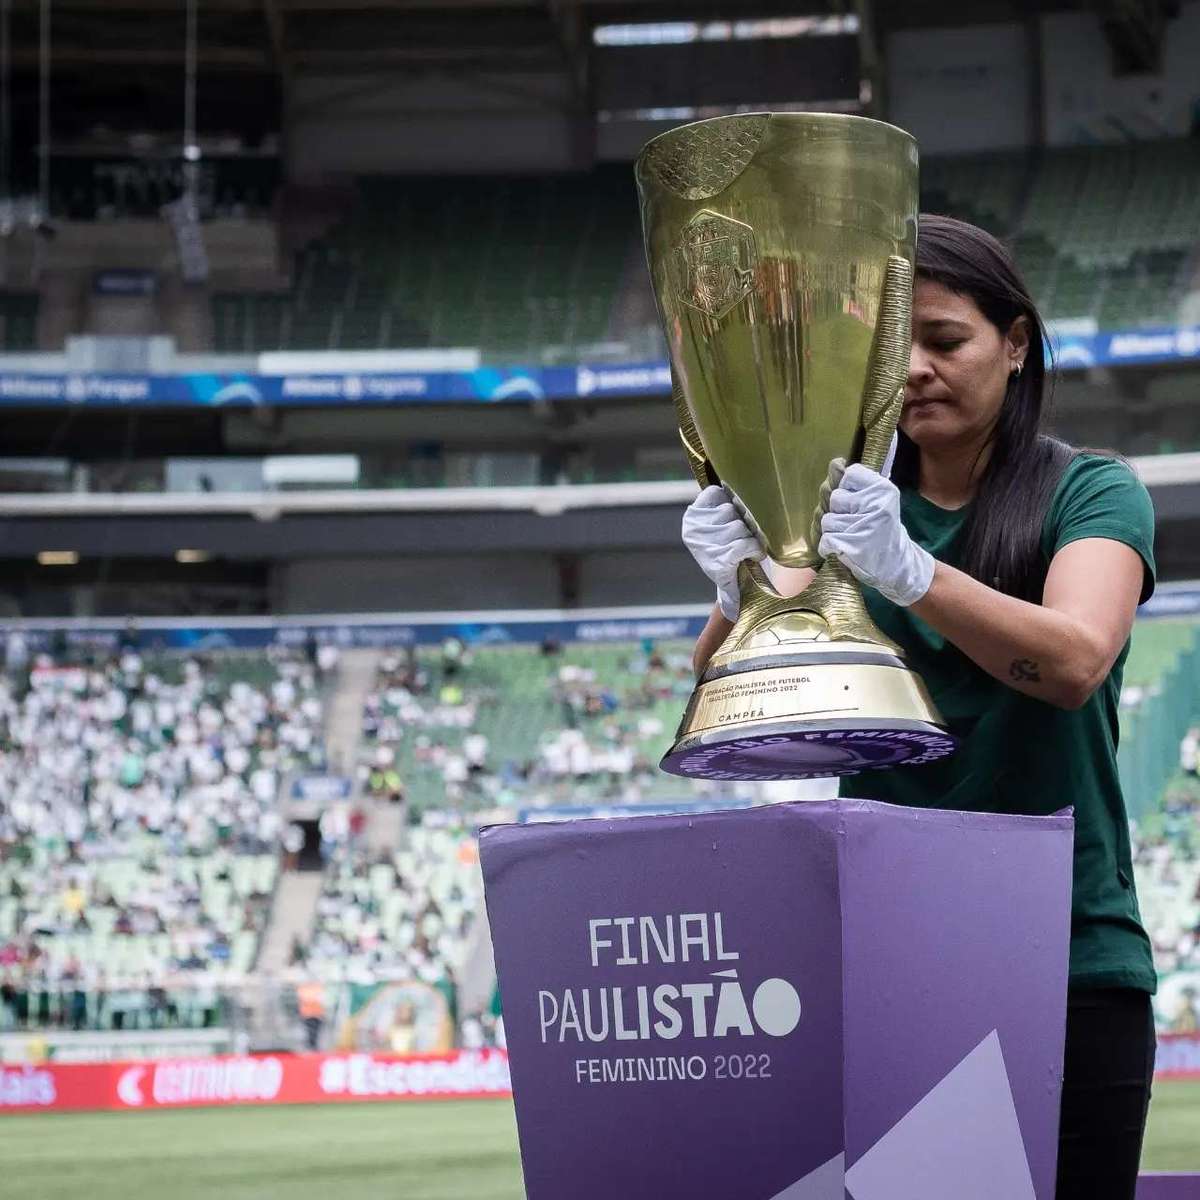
[0,0,1175,131]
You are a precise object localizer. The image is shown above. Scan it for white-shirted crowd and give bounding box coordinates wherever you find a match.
[0,642,327,1029]
[297,827,482,991]
[359,638,710,814]
[1134,734,1200,1034]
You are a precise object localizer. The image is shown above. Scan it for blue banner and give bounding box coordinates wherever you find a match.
[0,367,581,408]
[1050,324,1200,370]
[3,612,710,653]
[2,323,1200,408]
[2,323,1200,409]
[4,591,1192,656]
[290,775,354,803]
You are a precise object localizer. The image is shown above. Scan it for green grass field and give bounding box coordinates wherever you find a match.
[0,1084,1196,1199]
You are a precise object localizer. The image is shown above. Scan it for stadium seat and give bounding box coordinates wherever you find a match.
[0,292,39,352]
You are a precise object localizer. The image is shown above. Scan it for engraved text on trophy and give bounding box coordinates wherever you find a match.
[674,210,757,319]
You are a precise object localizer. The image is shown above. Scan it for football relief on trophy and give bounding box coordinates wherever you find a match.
[635,112,957,781]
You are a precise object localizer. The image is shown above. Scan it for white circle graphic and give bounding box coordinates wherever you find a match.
[752,978,802,1037]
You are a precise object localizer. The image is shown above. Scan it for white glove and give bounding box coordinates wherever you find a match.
[682,485,765,621]
[817,463,934,607]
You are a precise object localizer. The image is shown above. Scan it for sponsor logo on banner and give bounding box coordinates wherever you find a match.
[291,775,353,803]
[573,618,692,642]
[576,363,673,398]
[115,1057,285,1107]
[0,1050,512,1114]
[208,381,264,406]
[1106,327,1200,362]
[318,1051,511,1098]
[0,1066,57,1108]
[281,375,430,402]
[1155,1033,1200,1080]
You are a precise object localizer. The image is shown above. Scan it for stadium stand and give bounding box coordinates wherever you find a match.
[1123,619,1200,1031]
[0,645,326,1033]
[300,829,481,991]
[1136,756,1200,1035]
[357,638,731,816]
[0,612,1198,1046]
[1120,619,1200,821]
[204,140,1200,359]
[212,169,634,355]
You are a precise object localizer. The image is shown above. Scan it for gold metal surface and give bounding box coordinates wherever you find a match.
[636,112,953,777]
[681,662,943,738]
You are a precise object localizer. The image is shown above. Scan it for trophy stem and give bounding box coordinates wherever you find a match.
[709,556,902,673]
[796,556,904,656]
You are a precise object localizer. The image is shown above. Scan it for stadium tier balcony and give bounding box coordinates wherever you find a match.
[46,155,278,223]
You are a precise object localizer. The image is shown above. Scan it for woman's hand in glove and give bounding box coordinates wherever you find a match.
[817,464,935,607]
[682,485,765,621]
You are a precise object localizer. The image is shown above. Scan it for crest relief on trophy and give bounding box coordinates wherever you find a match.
[672,210,758,320]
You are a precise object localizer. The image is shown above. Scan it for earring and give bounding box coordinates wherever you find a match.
[1011,362,1023,377]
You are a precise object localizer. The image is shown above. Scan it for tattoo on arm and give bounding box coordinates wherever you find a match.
[1009,658,1041,683]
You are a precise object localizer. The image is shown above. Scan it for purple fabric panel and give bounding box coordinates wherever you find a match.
[838,800,1074,1200]
[481,803,846,1200]
[1137,1177,1200,1199]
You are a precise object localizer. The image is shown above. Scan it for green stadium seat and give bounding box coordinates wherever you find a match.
[0,292,39,351]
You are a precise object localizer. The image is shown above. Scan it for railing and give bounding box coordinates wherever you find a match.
[0,452,1196,517]
[0,975,490,1057]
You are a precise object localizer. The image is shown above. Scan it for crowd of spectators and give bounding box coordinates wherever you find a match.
[4,622,1195,1053]
[294,825,480,992]
[358,637,715,815]
[0,638,327,1032]
[1135,735,1200,1034]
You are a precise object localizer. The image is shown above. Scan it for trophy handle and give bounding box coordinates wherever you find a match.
[857,254,913,473]
[671,370,719,490]
[673,369,781,606]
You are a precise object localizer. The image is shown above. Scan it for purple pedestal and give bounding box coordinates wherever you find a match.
[1139,1177,1200,1198]
[481,799,1074,1200]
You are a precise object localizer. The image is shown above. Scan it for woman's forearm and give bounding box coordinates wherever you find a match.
[910,560,1113,709]
[693,606,732,678]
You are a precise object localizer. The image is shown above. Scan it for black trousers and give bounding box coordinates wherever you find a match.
[1056,988,1156,1200]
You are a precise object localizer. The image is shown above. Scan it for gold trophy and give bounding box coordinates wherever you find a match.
[636,112,956,780]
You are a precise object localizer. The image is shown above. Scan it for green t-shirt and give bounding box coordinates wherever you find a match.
[839,454,1157,994]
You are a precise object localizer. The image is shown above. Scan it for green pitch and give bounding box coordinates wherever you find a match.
[0,1083,1196,1199]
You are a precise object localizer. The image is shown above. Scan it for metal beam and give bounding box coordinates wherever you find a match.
[8,45,270,66]
[287,44,561,68]
[262,0,291,83]
[5,0,546,9]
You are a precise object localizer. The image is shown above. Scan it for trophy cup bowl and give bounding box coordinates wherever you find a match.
[636,112,957,780]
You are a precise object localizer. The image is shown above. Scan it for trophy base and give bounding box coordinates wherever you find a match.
[660,646,956,781]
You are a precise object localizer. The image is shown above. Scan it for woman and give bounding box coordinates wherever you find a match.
[684,214,1156,1200]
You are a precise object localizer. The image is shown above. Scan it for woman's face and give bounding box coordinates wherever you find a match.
[901,277,1029,453]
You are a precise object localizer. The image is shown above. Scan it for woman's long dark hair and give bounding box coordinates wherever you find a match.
[891,213,1076,602]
